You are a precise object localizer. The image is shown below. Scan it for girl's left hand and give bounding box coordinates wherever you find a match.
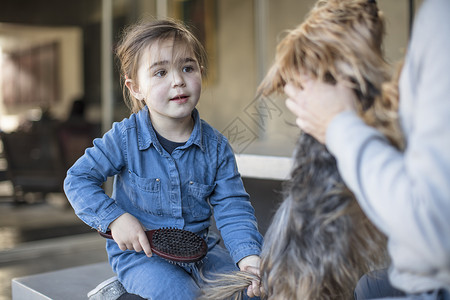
[238,255,262,298]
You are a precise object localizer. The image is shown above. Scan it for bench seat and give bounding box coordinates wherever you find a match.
[12,262,114,300]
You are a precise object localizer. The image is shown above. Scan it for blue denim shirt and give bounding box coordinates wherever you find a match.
[64,107,263,263]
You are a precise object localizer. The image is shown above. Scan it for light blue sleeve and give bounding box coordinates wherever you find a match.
[64,122,127,233]
[326,0,450,269]
[208,136,263,264]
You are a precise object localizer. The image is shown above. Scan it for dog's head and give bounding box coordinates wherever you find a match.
[259,0,390,112]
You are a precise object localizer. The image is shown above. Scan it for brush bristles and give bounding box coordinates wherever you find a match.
[152,228,204,257]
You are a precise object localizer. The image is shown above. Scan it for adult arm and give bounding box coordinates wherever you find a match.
[327,0,450,267]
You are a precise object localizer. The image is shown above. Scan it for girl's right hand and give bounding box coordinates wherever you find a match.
[109,213,153,257]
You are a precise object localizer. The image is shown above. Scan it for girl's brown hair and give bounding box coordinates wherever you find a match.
[116,18,208,113]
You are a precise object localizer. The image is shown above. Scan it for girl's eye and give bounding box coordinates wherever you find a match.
[182,66,194,73]
[154,70,167,77]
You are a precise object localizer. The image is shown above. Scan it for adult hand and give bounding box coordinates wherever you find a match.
[238,255,262,298]
[284,77,357,144]
[109,212,152,257]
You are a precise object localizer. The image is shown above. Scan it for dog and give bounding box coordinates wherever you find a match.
[199,0,403,299]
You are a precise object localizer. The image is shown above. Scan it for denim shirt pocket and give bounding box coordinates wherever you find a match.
[128,170,162,216]
[186,181,215,220]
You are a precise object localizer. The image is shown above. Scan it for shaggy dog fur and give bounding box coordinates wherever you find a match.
[199,0,404,299]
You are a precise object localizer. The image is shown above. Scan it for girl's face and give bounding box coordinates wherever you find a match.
[127,38,202,124]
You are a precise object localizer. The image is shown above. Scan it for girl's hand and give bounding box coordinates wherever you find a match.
[109,213,152,257]
[284,78,357,144]
[238,255,262,298]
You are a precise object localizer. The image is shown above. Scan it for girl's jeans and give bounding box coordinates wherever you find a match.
[355,269,450,300]
[110,231,259,300]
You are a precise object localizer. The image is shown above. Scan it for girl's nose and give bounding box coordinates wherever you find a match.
[172,71,186,88]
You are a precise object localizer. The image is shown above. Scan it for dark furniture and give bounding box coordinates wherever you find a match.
[0,130,65,203]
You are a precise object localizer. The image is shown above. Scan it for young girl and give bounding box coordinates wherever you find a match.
[64,19,263,299]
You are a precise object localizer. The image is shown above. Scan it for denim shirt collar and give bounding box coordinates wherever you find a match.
[136,106,204,153]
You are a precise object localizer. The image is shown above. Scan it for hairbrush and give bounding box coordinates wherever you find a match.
[99,227,207,264]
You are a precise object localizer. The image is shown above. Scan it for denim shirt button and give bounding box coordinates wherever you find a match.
[189,181,193,185]
[156,178,160,182]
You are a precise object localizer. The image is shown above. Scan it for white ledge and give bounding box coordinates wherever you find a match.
[235,154,293,181]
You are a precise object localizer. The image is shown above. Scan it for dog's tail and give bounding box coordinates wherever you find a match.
[198,270,260,300]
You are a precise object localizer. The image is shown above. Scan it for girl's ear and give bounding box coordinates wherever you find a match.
[125,78,144,100]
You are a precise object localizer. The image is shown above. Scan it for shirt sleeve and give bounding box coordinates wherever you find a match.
[208,136,263,263]
[63,122,127,233]
[326,0,450,267]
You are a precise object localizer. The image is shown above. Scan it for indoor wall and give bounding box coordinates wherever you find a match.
[0,0,422,156]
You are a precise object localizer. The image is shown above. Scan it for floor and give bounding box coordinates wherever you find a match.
[0,184,108,300]
[0,177,283,300]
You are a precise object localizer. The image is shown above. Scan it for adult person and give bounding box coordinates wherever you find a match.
[284,0,450,299]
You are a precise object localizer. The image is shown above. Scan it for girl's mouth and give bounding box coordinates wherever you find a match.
[170,95,189,103]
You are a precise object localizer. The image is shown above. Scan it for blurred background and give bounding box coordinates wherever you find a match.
[0,0,421,299]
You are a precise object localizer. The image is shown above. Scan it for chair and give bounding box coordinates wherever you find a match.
[56,121,99,169]
[0,129,65,203]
